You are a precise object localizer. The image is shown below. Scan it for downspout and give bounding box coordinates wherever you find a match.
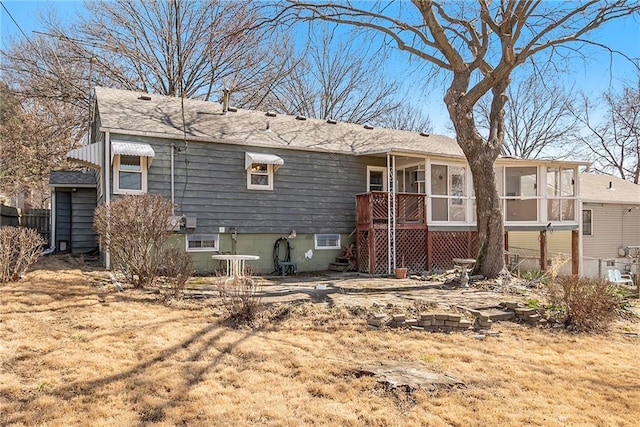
[170,143,175,214]
[105,131,111,270]
[49,189,56,252]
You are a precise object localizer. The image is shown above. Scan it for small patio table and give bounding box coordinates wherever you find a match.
[211,254,260,278]
[452,258,476,287]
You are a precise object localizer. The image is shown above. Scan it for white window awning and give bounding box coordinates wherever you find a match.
[111,141,155,165]
[67,143,101,168]
[245,152,284,171]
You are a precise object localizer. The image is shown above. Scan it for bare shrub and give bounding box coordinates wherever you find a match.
[546,275,624,332]
[158,247,194,297]
[217,273,263,325]
[0,226,44,283]
[94,194,173,288]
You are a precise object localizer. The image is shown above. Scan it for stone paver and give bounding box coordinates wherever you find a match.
[188,273,526,309]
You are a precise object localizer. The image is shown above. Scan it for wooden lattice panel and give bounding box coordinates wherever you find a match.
[373,229,389,274]
[357,229,370,273]
[429,231,478,270]
[396,228,427,272]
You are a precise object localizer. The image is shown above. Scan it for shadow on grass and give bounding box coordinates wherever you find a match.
[8,319,256,426]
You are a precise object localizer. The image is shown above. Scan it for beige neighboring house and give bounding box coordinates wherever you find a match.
[505,172,640,280]
[580,173,640,279]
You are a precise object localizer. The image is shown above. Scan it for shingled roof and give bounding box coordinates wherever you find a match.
[49,170,97,187]
[94,87,465,158]
[580,173,640,205]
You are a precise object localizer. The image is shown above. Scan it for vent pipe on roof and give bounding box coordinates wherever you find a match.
[222,88,230,114]
[608,181,613,189]
[364,124,374,130]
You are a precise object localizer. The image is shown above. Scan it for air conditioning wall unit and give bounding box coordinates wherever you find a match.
[185,217,197,229]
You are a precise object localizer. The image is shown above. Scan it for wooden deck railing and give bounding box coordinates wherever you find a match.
[356,192,426,226]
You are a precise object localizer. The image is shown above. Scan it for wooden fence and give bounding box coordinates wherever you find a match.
[0,204,50,244]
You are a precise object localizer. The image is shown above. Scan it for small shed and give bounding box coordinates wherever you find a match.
[49,170,98,254]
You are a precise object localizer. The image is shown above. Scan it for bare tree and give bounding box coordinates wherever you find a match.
[277,0,640,277]
[0,84,80,204]
[375,104,434,133]
[477,74,579,159]
[575,82,640,183]
[263,28,401,124]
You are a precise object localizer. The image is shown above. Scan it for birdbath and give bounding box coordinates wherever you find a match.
[452,258,476,287]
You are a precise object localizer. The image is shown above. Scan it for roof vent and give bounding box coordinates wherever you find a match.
[326,118,337,124]
[419,131,430,137]
[138,95,152,101]
[265,111,277,117]
[228,107,238,113]
[363,124,374,130]
[295,115,307,121]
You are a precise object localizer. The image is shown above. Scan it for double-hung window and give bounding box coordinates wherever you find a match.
[111,141,154,195]
[245,152,283,191]
[247,163,273,190]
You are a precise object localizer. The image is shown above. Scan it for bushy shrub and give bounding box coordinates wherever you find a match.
[94,194,174,288]
[159,247,194,297]
[546,275,624,332]
[0,226,44,283]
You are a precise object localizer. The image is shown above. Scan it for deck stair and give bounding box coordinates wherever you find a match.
[328,245,357,272]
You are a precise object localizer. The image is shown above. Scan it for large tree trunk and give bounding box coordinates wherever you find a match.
[445,74,506,278]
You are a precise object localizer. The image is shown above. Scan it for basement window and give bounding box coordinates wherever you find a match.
[186,234,219,252]
[315,233,341,250]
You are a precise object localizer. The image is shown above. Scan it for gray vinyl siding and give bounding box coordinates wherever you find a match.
[110,133,385,235]
[55,191,71,247]
[583,204,640,259]
[71,188,97,253]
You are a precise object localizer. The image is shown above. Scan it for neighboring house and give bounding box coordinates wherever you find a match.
[505,173,640,279]
[49,170,98,254]
[59,86,586,275]
[580,173,640,279]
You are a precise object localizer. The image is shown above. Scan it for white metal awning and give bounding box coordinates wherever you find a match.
[67,143,101,168]
[111,141,155,165]
[245,152,284,171]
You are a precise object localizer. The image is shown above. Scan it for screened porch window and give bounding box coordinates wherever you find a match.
[547,167,576,221]
[430,164,466,222]
[504,167,538,221]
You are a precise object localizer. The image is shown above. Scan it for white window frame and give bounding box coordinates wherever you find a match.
[367,166,387,192]
[503,166,539,223]
[582,209,593,236]
[429,163,468,223]
[113,154,148,195]
[186,234,220,252]
[314,233,341,250]
[546,166,577,222]
[247,163,274,190]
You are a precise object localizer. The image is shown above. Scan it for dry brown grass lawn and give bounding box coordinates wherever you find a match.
[1,256,639,426]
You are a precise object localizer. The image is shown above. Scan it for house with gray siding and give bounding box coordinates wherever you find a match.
[59,86,588,275]
[49,170,98,254]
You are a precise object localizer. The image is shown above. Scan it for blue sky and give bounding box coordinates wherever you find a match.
[1,0,638,135]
